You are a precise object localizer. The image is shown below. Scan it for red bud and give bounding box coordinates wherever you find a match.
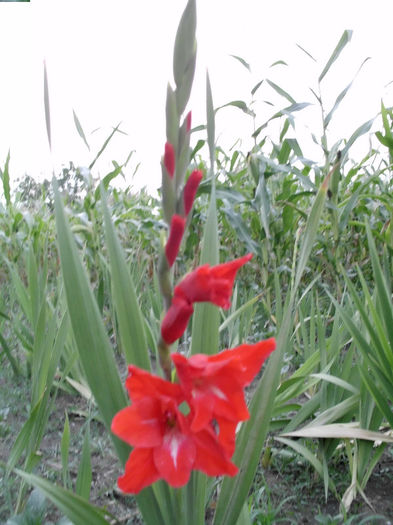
[164,142,175,178]
[184,170,203,216]
[165,214,186,267]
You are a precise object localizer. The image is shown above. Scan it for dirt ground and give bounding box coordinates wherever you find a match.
[1,366,393,524]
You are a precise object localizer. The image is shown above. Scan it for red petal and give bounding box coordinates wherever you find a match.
[165,214,186,267]
[210,254,253,290]
[172,339,276,430]
[125,365,183,401]
[161,296,194,344]
[174,254,253,309]
[118,448,160,494]
[164,142,175,178]
[111,400,162,447]
[183,170,203,216]
[221,339,276,385]
[153,429,196,487]
[193,428,238,477]
[216,418,238,457]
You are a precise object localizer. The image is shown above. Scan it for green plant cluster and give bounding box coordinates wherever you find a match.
[1,29,393,524]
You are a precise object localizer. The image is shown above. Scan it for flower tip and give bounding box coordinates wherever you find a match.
[184,169,203,215]
[165,214,186,267]
[164,142,175,178]
[186,111,192,132]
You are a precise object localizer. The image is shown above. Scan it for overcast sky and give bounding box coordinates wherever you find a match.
[0,0,392,194]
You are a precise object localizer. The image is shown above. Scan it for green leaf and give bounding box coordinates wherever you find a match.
[230,54,251,72]
[266,79,295,104]
[7,392,45,475]
[269,59,288,67]
[319,30,353,83]
[271,102,311,121]
[366,223,393,348]
[296,44,316,62]
[251,79,263,96]
[0,149,11,206]
[206,72,215,168]
[54,181,165,524]
[75,426,92,500]
[217,100,255,117]
[275,437,335,491]
[102,188,150,370]
[94,165,123,201]
[15,470,112,525]
[166,83,179,147]
[73,110,90,151]
[61,412,70,488]
[341,119,374,159]
[293,169,330,292]
[54,181,128,460]
[173,0,197,114]
[89,124,122,170]
[43,61,51,150]
[323,58,370,129]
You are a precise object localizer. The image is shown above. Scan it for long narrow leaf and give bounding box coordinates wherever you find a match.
[319,30,352,83]
[15,470,111,525]
[102,188,150,370]
[54,182,165,524]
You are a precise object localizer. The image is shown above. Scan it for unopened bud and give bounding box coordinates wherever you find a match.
[184,169,203,216]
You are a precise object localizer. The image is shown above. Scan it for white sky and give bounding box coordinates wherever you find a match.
[0,0,392,195]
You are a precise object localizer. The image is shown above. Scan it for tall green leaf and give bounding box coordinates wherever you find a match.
[15,470,112,525]
[319,30,353,83]
[54,182,165,524]
[102,188,150,370]
[0,149,11,206]
[43,61,51,151]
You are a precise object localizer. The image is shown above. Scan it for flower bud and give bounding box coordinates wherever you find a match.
[186,111,192,133]
[165,214,186,267]
[184,169,203,216]
[164,142,176,178]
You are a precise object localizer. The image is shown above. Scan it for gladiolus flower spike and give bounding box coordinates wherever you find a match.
[112,338,276,494]
[161,254,253,344]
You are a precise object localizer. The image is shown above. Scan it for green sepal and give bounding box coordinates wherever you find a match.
[166,83,179,149]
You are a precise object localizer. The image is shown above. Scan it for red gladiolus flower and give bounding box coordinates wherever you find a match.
[161,254,253,344]
[164,142,175,178]
[183,170,203,216]
[165,214,186,267]
[171,338,276,433]
[111,365,238,494]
